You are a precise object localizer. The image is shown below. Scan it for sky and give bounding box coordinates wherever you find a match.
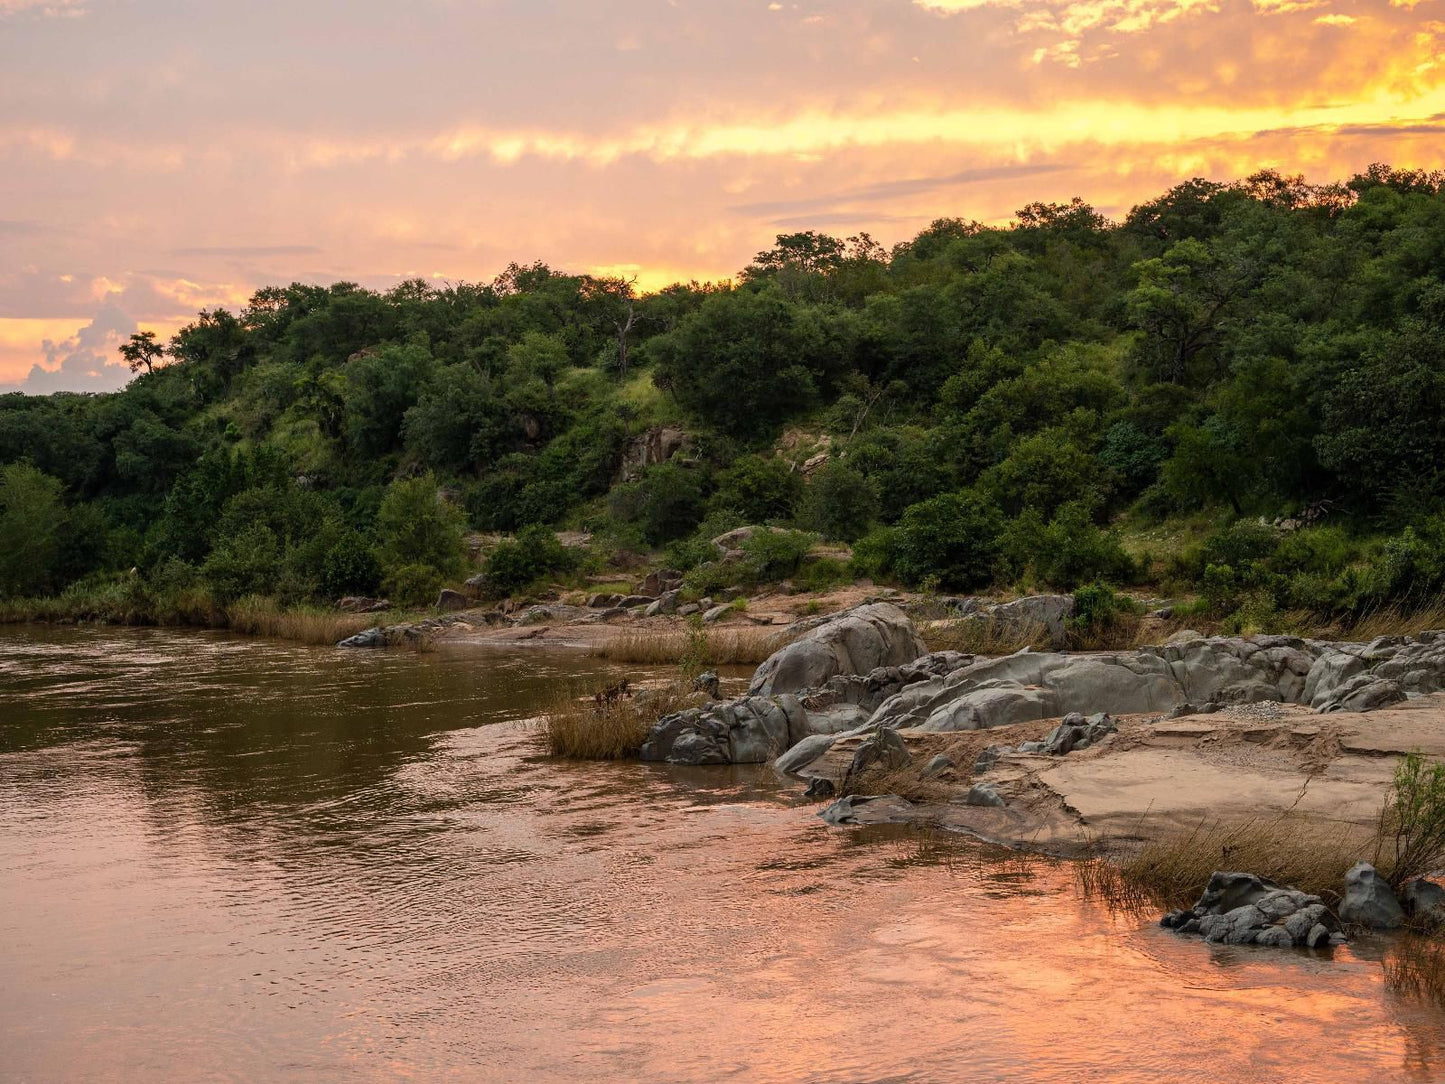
[1,0,1444,393]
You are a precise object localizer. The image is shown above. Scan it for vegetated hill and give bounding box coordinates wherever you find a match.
[2,164,1444,630]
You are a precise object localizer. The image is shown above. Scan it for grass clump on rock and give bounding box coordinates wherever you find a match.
[543,681,699,760]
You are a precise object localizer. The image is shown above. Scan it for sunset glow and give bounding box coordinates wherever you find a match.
[2,0,1444,390]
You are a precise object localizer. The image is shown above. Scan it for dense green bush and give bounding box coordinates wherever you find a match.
[892,492,1004,591]
[376,473,469,580]
[798,461,879,542]
[709,454,800,524]
[485,525,576,594]
[739,528,815,583]
[384,563,444,608]
[1001,503,1136,589]
[608,462,705,545]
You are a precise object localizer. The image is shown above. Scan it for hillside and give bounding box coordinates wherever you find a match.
[3,164,1445,635]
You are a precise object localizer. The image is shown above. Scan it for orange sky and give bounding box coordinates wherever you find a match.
[2,0,1444,391]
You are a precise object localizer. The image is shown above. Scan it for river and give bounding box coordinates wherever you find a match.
[2,626,1443,1082]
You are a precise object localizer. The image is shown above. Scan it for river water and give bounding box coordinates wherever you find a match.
[2,627,1443,1082]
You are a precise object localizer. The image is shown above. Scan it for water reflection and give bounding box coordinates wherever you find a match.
[2,626,1443,1082]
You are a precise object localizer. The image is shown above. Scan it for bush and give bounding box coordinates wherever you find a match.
[1374,752,1445,888]
[384,563,443,608]
[1069,583,1137,635]
[201,523,283,603]
[1001,504,1135,589]
[321,531,382,598]
[484,524,575,594]
[798,461,879,542]
[740,528,814,583]
[376,473,469,578]
[798,557,852,592]
[709,455,801,524]
[850,526,899,581]
[664,509,746,571]
[608,461,705,545]
[892,492,1004,591]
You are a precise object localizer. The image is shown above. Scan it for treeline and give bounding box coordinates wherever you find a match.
[2,163,1445,626]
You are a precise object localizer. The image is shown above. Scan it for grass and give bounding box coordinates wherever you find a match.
[592,624,792,666]
[920,612,1216,654]
[1074,814,1371,913]
[223,596,379,645]
[542,681,698,759]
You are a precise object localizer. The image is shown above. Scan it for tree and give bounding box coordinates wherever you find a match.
[799,461,879,542]
[119,331,165,375]
[375,474,469,579]
[581,275,640,380]
[892,492,1004,591]
[0,463,67,597]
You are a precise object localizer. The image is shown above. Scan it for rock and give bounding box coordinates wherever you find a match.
[973,746,1001,774]
[617,594,656,609]
[986,594,1076,648]
[1401,878,1445,921]
[1339,861,1404,929]
[640,694,807,765]
[1166,629,1205,644]
[818,793,915,826]
[702,604,732,624]
[803,777,836,800]
[337,627,389,648]
[1315,674,1406,714]
[1167,871,1340,948]
[436,588,468,612]
[692,670,721,699]
[750,603,928,697]
[711,525,761,558]
[619,425,689,483]
[587,593,622,608]
[677,604,700,617]
[1042,712,1116,755]
[801,451,830,475]
[965,783,1005,808]
[922,754,955,779]
[1306,924,1333,948]
[645,590,683,618]
[774,733,838,775]
[845,728,911,780]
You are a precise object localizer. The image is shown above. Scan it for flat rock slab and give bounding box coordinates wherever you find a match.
[1035,747,1389,832]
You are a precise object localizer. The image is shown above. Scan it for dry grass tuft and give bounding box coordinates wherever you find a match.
[542,682,700,760]
[1340,601,1445,642]
[593,625,792,667]
[224,597,378,646]
[1078,815,1367,912]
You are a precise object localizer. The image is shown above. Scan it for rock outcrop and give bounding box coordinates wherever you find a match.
[749,602,928,697]
[1162,871,1343,948]
[639,695,807,765]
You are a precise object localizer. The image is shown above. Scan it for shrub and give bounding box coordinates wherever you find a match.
[1069,583,1135,635]
[1374,752,1445,888]
[709,454,801,524]
[798,461,879,542]
[1001,503,1135,589]
[850,526,899,581]
[798,557,852,592]
[384,563,443,608]
[740,528,814,583]
[376,473,469,578]
[201,523,283,603]
[485,525,576,594]
[608,461,705,545]
[892,492,1004,592]
[321,531,382,598]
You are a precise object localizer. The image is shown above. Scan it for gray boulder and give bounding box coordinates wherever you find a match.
[817,793,915,826]
[645,589,682,617]
[702,604,732,624]
[1401,878,1445,922]
[1163,872,1340,948]
[337,627,389,648]
[1043,712,1116,755]
[965,783,1005,808]
[774,733,838,775]
[1339,861,1404,929]
[749,603,927,697]
[922,754,955,779]
[1316,675,1407,714]
[845,728,911,781]
[436,588,468,612]
[640,694,806,765]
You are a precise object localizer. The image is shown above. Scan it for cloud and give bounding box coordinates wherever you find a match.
[733,162,1073,217]
[3,300,134,394]
[0,0,85,17]
[169,244,322,258]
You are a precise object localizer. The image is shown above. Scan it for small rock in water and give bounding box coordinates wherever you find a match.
[1401,878,1445,922]
[1162,870,1343,949]
[803,777,836,800]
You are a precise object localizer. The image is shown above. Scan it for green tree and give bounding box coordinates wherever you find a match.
[376,474,469,578]
[0,463,67,597]
[798,461,879,542]
[892,492,1004,591]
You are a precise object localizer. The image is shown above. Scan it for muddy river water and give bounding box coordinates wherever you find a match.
[3,627,1444,1082]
